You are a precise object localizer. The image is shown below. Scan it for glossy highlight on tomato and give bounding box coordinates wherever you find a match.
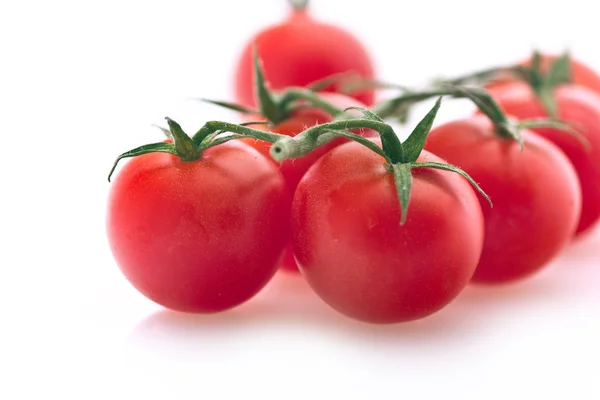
[107,141,291,313]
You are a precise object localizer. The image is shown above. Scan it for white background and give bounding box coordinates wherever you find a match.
[1,0,599,399]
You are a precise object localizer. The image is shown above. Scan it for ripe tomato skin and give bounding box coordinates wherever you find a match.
[106,141,291,313]
[486,81,600,236]
[242,92,376,273]
[234,11,375,108]
[292,141,485,323]
[425,115,581,284]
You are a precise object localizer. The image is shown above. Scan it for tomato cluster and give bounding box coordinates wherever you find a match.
[106,1,600,324]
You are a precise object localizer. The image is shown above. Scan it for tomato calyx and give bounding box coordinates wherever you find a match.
[270,98,492,224]
[199,47,349,125]
[512,52,571,117]
[437,51,573,118]
[166,118,202,161]
[107,118,288,182]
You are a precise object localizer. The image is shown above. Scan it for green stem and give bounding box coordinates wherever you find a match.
[371,87,456,122]
[197,121,287,145]
[278,88,346,117]
[436,51,573,119]
[374,85,510,127]
[307,72,356,92]
[205,134,264,149]
[289,0,309,12]
[373,85,525,144]
[341,78,410,95]
[517,119,590,149]
[435,66,516,87]
[372,88,449,118]
[269,118,398,162]
[268,100,492,225]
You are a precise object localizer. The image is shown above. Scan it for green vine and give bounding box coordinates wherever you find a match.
[270,97,492,224]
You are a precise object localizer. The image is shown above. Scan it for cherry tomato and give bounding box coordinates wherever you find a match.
[486,81,600,237]
[106,141,291,313]
[242,92,376,273]
[424,114,581,284]
[233,5,375,108]
[291,140,485,323]
[487,54,600,95]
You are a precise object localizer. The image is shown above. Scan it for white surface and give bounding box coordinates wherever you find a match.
[1,0,599,399]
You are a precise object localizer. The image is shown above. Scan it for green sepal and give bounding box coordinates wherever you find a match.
[279,88,346,117]
[199,121,275,147]
[343,106,403,163]
[517,119,590,149]
[108,142,176,182]
[519,51,573,118]
[448,86,525,149]
[402,97,442,162]
[546,52,572,87]
[151,124,172,139]
[252,45,285,124]
[196,98,260,115]
[391,163,413,225]
[412,161,493,208]
[450,86,507,124]
[166,118,202,161]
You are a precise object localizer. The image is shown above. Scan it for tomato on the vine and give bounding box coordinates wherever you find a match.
[486,74,600,237]
[233,0,375,108]
[242,92,377,273]
[272,99,488,323]
[388,54,600,238]
[208,55,377,273]
[425,114,581,284]
[106,119,291,313]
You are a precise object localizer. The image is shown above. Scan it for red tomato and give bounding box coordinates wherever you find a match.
[487,54,600,95]
[291,140,485,323]
[424,115,581,284]
[233,7,375,108]
[242,92,376,273]
[486,81,600,237]
[106,141,291,313]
